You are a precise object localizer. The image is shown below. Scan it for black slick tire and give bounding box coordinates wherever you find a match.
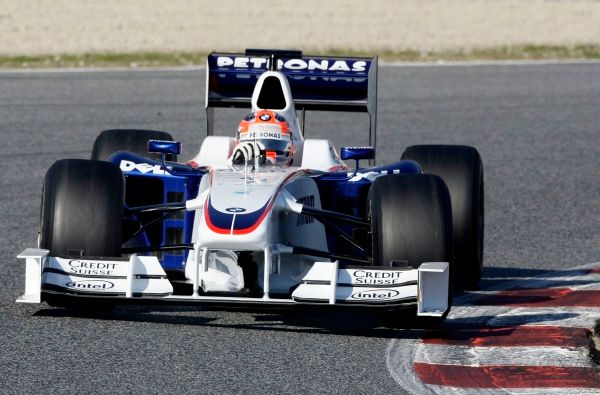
[402,145,484,290]
[369,174,453,270]
[39,159,124,257]
[369,174,453,327]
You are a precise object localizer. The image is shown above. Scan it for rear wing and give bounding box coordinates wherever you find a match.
[205,49,378,148]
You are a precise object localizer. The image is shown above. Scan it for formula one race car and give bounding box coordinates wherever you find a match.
[17,49,484,322]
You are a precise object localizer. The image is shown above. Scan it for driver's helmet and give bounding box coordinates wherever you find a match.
[237,109,294,166]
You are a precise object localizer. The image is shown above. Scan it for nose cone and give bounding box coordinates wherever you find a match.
[199,167,297,244]
[204,196,272,236]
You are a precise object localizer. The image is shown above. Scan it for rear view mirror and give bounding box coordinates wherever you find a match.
[148,140,181,156]
[340,146,375,161]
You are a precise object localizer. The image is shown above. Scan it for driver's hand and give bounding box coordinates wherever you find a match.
[230,142,264,165]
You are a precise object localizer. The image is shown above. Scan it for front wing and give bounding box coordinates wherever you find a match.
[17,248,449,316]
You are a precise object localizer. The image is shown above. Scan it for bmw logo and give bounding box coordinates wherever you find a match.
[225,207,246,213]
[259,113,271,121]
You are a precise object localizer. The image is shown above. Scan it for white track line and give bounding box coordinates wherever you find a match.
[487,307,600,328]
[476,273,600,291]
[441,305,600,328]
[415,344,593,368]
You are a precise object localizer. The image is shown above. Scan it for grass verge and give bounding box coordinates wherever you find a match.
[1,45,599,68]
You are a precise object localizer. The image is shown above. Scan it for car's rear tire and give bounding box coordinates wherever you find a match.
[401,145,484,290]
[91,129,176,161]
[39,159,124,309]
[369,174,453,327]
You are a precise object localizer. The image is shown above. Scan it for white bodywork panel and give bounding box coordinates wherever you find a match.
[17,248,48,303]
[297,139,347,171]
[302,263,419,286]
[293,283,419,304]
[183,249,244,293]
[417,262,450,316]
[191,136,236,168]
[251,71,303,147]
[256,175,328,293]
[298,139,347,171]
[184,166,328,294]
[193,167,298,250]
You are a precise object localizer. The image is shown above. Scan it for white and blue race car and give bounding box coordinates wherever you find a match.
[18,49,484,323]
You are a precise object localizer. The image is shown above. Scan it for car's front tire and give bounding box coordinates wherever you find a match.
[39,159,124,257]
[369,174,453,270]
[368,174,453,327]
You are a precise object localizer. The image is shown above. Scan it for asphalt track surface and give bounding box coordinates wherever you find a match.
[1,62,600,393]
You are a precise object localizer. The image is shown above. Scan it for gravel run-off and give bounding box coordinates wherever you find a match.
[1,0,600,56]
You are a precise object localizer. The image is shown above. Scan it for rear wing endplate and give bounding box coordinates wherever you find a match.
[205,49,378,147]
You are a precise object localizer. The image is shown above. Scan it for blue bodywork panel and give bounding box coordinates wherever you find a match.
[109,151,203,272]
